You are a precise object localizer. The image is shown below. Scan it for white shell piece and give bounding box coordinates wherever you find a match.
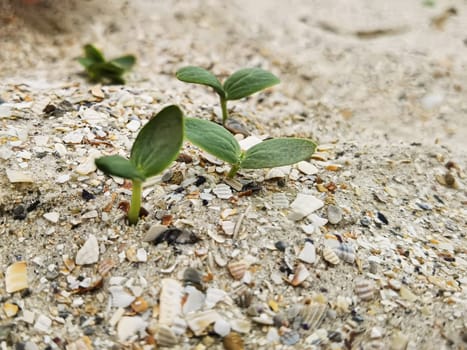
[159,278,183,326]
[108,286,135,307]
[288,193,324,221]
[355,279,376,301]
[185,310,222,336]
[289,263,310,286]
[183,286,205,314]
[271,193,289,209]
[297,161,318,175]
[75,235,99,265]
[33,314,52,333]
[213,184,233,199]
[298,241,316,264]
[221,220,236,236]
[205,287,230,309]
[43,212,60,223]
[117,316,147,342]
[214,318,231,337]
[76,149,101,175]
[230,319,251,333]
[238,135,262,150]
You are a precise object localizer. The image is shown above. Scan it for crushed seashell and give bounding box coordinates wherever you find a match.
[5,261,28,293]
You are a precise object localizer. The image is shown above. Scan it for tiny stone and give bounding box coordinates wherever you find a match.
[388,279,402,291]
[43,212,60,223]
[6,170,34,183]
[33,314,52,333]
[297,161,318,175]
[327,205,343,224]
[127,119,141,132]
[274,240,288,252]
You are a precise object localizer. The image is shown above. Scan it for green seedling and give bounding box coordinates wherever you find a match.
[78,44,136,84]
[95,105,184,225]
[185,117,316,178]
[176,66,279,125]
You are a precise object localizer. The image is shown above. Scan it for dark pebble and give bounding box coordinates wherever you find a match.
[416,202,432,210]
[376,212,389,225]
[81,189,95,201]
[26,199,40,212]
[83,327,95,336]
[152,228,200,245]
[183,268,203,289]
[328,331,343,342]
[360,216,371,227]
[275,240,288,252]
[13,205,27,220]
[194,175,206,186]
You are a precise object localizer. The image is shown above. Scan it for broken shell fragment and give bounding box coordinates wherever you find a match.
[223,332,245,350]
[155,325,179,347]
[131,296,149,313]
[298,303,327,331]
[3,303,19,317]
[289,263,310,287]
[185,310,222,336]
[5,261,28,293]
[355,279,376,301]
[75,235,99,265]
[228,260,248,280]
[322,247,340,265]
[159,278,183,326]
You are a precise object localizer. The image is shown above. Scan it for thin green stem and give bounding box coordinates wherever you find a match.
[128,179,142,225]
[227,164,240,178]
[220,96,228,125]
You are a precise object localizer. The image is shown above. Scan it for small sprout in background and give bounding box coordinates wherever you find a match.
[176,66,279,125]
[78,44,136,84]
[95,105,184,225]
[185,117,316,178]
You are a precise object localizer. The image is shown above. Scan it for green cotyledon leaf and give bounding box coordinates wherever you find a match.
[130,105,184,178]
[109,55,136,71]
[184,117,241,165]
[223,68,279,100]
[83,44,106,63]
[241,138,317,169]
[95,155,145,181]
[176,66,225,98]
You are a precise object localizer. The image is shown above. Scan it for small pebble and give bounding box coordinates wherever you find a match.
[327,205,343,224]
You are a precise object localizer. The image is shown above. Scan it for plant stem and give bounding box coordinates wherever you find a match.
[227,164,240,178]
[128,179,142,225]
[220,96,228,125]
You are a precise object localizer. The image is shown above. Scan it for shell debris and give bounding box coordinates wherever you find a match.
[213,183,233,199]
[288,263,310,287]
[355,279,376,301]
[185,309,222,336]
[297,303,328,331]
[322,247,340,265]
[75,235,99,265]
[288,193,324,221]
[155,325,179,347]
[5,261,28,293]
[223,332,245,350]
[227,260,248,280]
[159,278,183,326]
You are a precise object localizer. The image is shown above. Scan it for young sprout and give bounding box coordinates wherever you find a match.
[95,105,184,225]
[176,66,279,125]
[78,44,136,84]
[185,118,316,178]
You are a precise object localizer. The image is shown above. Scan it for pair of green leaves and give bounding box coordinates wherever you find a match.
[95,105,184,182]
[78,44,136,84]
[185,118,317,177]
[176,66,279,124]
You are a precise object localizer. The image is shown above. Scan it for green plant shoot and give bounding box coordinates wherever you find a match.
[176,66,279,125]
[78,44,136,84]
[95,105,184,225]
[185,118,316,178]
